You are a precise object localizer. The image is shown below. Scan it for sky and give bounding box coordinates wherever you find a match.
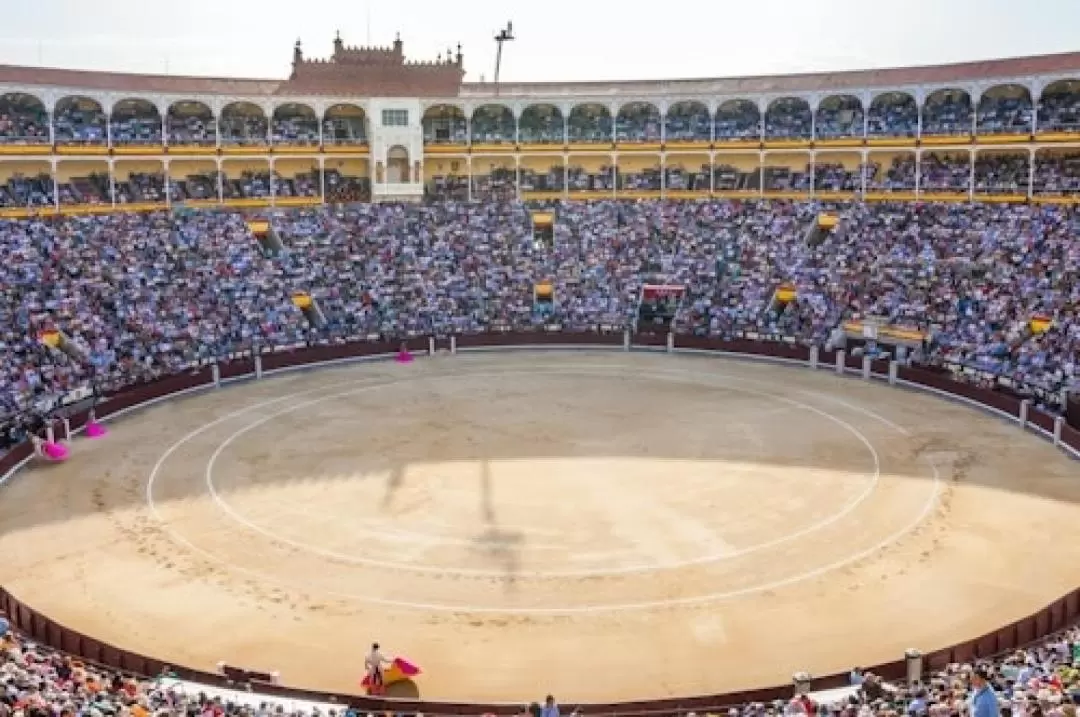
[0,0,1077,84]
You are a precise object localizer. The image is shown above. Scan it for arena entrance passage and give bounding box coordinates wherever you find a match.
[635,283,685,335]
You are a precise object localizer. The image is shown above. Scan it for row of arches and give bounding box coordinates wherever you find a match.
[430,84,1075,143]
[0,150,1074,211]
[1,80,1079,147]
[0,94,368,145]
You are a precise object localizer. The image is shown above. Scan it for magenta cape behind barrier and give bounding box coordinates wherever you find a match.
[42,442,69,461]
[85,421,108,439]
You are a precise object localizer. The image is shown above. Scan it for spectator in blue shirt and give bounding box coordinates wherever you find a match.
[971,666,1001,717]
[540,695,560,717]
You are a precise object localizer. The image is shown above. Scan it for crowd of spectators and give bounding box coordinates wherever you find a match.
[1039,85,1080,132]
[519,107,564,144]
[167,112,217,145]
[8,152,1080,210]
[2,197,1077,434]
[220,113,270,146]
[110,108,162,145]
[815,99,864,139]
[867,96,919,138]
[715,101,761,140]
[53,103,106,144]
[0,170,372,208]
[0,98,50,144]
[470,107,516,144]
[273,115,320,145]
[666,103,713,142]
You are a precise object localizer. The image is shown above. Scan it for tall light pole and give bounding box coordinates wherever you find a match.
[493,21,514,94]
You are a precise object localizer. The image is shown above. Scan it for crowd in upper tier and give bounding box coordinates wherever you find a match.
[1,198,1077,441]
[0,85,1079,146]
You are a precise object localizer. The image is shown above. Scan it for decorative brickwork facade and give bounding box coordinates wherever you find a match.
[283,32,464,97]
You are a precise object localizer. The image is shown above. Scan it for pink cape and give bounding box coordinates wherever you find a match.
[85,421,108,439]
[43,442,69,461]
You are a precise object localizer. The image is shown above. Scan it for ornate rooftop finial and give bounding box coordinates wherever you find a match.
[293,38,303,65]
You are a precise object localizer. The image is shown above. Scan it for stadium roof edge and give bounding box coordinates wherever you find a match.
[0,48,1079,99]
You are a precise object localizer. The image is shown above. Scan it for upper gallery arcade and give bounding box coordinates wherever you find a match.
[1,39,1080,153]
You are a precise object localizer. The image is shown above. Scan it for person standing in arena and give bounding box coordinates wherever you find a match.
[365,642,391,695]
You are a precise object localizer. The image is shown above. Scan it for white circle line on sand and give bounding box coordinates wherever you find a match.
[138,355,943,613]
[198,364,883,579]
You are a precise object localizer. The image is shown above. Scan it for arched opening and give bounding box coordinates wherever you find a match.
[715,100,760,142]
[615,102,661,142]
[1033,149,1080,195]
[764,97,812,140]
[568,103,613,144]
[111,99,161,146]
[1038,80,1080,133]
[386,145,410,184]
[973,150,1030,194]
[422,104,467,144]
[665,101,711,142]
[0,93,49,144]
[919,151,972,192]
[922,89,972,137]
[815,95,864,139]
[167,101,215,146]
[220,102,268,146]
[470,104,515,144]
[977,84,1033,135]
[324,104,367,144]
[519,104,564,144]
[54,96,106,144]
[272,103,319,145]
[867,92,918,138]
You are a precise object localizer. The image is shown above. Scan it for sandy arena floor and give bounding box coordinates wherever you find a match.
[2,352,1080,704]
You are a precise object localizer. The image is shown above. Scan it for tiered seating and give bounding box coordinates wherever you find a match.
[3,199,1078,436]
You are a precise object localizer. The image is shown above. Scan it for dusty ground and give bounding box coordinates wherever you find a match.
[2,352,1080,704]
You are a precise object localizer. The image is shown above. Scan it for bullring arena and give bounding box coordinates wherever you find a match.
[3,345,1080,703]
[5,13,1080,716]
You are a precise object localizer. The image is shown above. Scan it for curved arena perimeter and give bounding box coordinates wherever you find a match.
[3,31,1080,716]
[2,344,1080,705]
